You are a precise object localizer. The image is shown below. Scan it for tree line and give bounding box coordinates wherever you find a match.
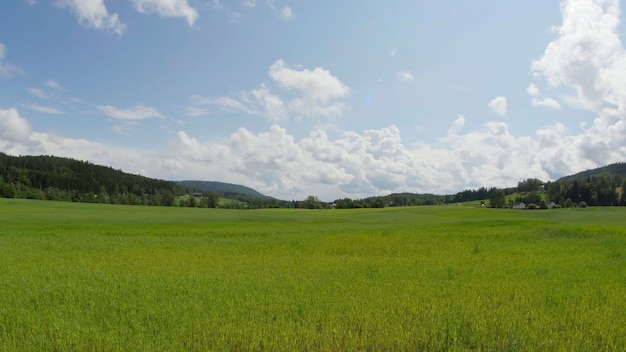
[3,152,626,209]
[0,153,202,206]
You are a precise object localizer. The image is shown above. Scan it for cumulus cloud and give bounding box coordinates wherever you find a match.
[246,84,288,121]
[531,0,626,167]
[527,83,562,109]
[5,103,626,201]
[98,105,164,120]
[269,59,349,117]
[132,0,199,26]
[396,71,414,82]
[190,60,349,121]
[0,108,32,144]
[447,115,465,136]
[531,0,625,112]
[0,43,22,78]
[165,119,584,200]
[0,108,43,156]
[526,83,540,97]
[532,98,562,109]
[56,0,126,35]
[488,96,507,116]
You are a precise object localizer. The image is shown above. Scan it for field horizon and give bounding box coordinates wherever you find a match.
[1,198,625,350]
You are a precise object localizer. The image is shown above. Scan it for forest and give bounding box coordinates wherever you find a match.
[0,152,182,206]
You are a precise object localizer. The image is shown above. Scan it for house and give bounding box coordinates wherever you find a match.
[511,202,526,210]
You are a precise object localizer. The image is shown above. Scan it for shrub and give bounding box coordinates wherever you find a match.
[578,201,588,208]
[527,203,538,210]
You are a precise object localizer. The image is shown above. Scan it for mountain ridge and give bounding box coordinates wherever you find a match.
[176,180,275,200]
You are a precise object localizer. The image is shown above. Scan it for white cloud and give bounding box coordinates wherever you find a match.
[0,43,22,78]
[56,0,126,35]
[532,98,562,109]
[447,115,465,136]
[526,83,540,97]
[396,71,414,82]
[190,87,287,121]
[527,83,561,109]
[279,6,293,20]
[246,84,288,121]
[26,88,49,99]
[0,108,32,144]
[191,60,349,121]
[242,0,255,7]
[389,50,397,57]
[488,96,507,116]
[132,0,199,26]
[268,59,349,118]
[184,106,209,117]
[98,105,164,120]
[25,103,64,115]
[191,95,256,115]
[532,0,623,112]
[46,80,65,91]
[265,0,294,20]
[530,0,626,167]
[5,104,626,201]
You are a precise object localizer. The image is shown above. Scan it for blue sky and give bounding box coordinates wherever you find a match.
[1,0,625,200]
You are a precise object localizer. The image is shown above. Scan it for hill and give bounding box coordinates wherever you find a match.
[557,162,626,182]
[0,152,181,205]
[0,152,278,207]
[176,180,274,200]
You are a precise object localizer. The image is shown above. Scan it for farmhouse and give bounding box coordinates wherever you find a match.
[511,202,526,210]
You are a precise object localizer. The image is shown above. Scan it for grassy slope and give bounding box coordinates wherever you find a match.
[1,199,625,350]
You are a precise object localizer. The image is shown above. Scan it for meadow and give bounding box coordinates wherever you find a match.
[0,199,625,351]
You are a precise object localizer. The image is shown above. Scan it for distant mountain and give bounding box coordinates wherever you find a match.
[177,180,275,200]
[557,162,626,182]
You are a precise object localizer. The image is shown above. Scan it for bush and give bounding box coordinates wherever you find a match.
[0,183,16,198]
[578,201,588,208]
[527,203,538,210]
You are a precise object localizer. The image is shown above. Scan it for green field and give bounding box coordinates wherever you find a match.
[1,199,625,351]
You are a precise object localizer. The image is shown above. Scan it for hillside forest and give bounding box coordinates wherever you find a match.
[1,152,626,209]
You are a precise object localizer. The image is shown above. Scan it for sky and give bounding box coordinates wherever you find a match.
[1,0,626,201]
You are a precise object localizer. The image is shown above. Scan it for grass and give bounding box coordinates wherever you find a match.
[1,199,625,350]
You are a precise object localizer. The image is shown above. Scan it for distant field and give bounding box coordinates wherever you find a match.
[1,199,625,351]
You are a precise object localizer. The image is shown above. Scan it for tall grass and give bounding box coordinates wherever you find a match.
[1,199,625,350]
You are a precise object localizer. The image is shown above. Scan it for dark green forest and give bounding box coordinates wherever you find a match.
[0,152,182,206]
[1,152,626,209]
